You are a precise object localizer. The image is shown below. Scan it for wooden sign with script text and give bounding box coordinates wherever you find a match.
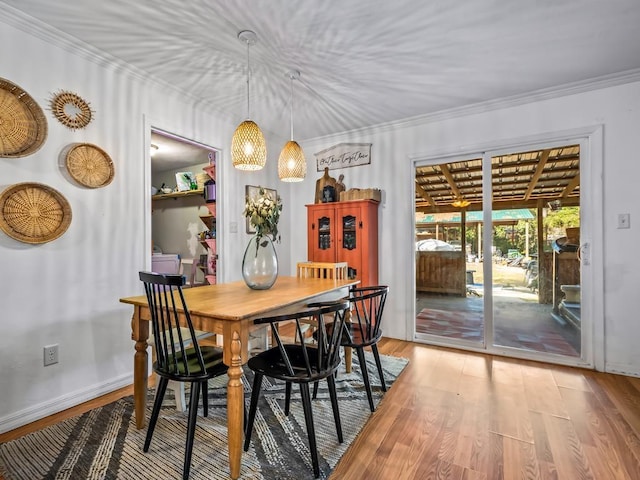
[314,143,371,171]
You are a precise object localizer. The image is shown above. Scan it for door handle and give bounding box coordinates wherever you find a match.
[578,242,590,266]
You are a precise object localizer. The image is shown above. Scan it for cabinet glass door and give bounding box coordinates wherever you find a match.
[318,216,332,250]
[342,215,356,250]
[338,210,360,280]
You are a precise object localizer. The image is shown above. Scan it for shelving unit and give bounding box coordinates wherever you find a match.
[199,164,217,285]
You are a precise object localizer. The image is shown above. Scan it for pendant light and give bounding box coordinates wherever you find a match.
[278,70,306,182]
[231,30,267,171]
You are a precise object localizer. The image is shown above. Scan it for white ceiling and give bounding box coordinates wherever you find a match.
[4,0,640,141]
[150,130,214,174]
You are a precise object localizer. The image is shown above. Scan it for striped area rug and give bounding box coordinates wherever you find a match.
[0,352,408,480]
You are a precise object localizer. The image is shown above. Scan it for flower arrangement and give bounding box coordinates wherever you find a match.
[243,187,283,242]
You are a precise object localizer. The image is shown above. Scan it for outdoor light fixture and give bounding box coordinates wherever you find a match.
[548,199,562,211]
[231,30,267,171]
[452,198,470,208]
[278,70,306,182]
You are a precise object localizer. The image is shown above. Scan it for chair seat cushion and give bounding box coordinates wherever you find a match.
[148,327,212,347]
[247,345,338,383]
[155,345,226,380]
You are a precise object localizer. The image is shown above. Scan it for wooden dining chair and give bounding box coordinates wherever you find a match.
[296,261,348,280]
[243,300,351,478]
[139,271,229,480]
[293,262,349,343]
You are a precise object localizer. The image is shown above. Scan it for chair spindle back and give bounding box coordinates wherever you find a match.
[139,271,206,377]
[346,286,389,347]
[254,300,350,381]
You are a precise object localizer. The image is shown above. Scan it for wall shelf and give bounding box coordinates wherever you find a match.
[199,238,216,250]
[200,215,215,231]
[152,189,203,201]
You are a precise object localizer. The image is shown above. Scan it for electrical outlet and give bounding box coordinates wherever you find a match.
[44,344,59,366]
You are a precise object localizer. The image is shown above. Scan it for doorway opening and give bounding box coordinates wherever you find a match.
[414,143,583,362]
[150,128,219,286]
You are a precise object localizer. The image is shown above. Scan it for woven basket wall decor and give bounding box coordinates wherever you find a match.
[0,77,48,158]
[65,143,115,188]
[0,182,72,244]
[49,90,94,130]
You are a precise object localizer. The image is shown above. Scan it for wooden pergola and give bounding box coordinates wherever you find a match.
[415,144,580,214]
[414,144,580,300]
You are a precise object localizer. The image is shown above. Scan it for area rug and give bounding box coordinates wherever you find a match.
[0,352,408,480]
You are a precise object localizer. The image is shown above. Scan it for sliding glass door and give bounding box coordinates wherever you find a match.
[415,142,585,364]
[415,157,485,349]
[488,146,581,358]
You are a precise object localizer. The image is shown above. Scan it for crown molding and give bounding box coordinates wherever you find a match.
[304,68,640,143]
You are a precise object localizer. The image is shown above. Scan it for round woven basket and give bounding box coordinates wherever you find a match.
[65,143,115,188]
[0,182,72,244]
[0,77,48,158]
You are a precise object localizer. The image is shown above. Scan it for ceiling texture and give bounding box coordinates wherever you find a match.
[3,0,640,144]
[150,130,214,174]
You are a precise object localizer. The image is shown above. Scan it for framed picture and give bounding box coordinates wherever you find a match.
[245,185,277,234]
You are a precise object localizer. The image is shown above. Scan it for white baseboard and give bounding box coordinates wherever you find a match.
[0,373,133,434]
[605,362,640,378]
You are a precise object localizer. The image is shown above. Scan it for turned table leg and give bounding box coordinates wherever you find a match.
[226,330,245,479]
[131,309,149,429]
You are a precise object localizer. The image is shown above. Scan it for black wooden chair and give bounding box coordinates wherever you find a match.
[243,300,350,478]
[339,286,389,412]
[139,271,228,480]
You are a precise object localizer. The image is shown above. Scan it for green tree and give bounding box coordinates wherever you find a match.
[544,207,580,247]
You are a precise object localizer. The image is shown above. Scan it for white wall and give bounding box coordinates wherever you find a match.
[0,17,289,431]
[289,80,640,378]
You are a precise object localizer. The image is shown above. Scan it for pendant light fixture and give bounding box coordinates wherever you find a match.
[278,70,306,182]
[231,30,267,171]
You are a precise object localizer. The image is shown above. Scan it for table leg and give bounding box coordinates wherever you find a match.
[131,309,149,429]
[344,347,352,373]
[344,308,352,373]
[227,330,244,479]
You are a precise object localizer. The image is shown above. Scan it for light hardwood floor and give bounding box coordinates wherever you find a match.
[2,339,640,479]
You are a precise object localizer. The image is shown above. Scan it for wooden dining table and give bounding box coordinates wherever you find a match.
[119,275,357,479]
